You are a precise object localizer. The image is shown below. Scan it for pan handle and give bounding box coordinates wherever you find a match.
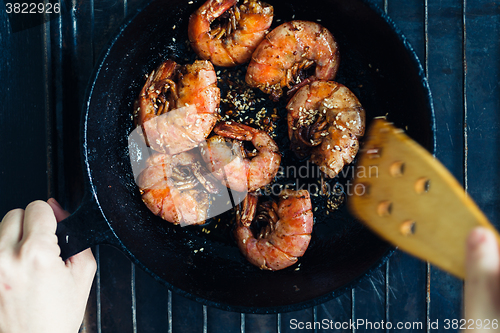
[56,192,116,260]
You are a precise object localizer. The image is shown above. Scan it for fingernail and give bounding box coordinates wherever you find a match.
[467,227,488,251]
[47,197,63,210]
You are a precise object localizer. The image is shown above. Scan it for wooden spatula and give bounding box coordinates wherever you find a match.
[348,118,499,279]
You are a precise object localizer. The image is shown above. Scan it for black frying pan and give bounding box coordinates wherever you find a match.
[56,0,435,313]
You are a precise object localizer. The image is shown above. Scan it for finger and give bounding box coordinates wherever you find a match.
[0,208,24,250]
[21,201,58,242]
[464,227,500,320]
[466,227,500,280]
[66,248,97,283]
[47,198,70,222]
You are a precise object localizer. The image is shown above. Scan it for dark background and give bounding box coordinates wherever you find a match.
[1,0,499,332]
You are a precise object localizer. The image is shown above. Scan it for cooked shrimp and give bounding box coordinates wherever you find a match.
[245,20,339,101]
[234,190,313,270]
[134,59,220,155]
[137,150,220,226]
[200,121,281,192]
[286,80,365,178]
[188,0,274,67]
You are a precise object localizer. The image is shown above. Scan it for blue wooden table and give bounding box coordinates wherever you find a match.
[2,0,499,331]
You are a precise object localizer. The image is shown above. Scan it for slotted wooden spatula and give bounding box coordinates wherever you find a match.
[348,118,499,279]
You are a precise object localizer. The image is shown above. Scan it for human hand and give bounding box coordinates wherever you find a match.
[0,199,96,333]
[464,227,500,332]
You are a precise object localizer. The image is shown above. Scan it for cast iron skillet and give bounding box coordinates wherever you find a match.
[56,0,435,313]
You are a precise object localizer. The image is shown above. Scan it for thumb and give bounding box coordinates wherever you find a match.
[464,227,500,321]
[47,198,70,222]
[66,248,97,282]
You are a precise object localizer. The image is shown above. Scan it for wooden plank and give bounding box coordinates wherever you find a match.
[427,2,465,182]
[317,293,352,333]
[281,308,314,332]
[207,307,242,333]
[55,0,95,211]
[0,18,48,215]
[171,293,204,333]
[465,1,500,226]
[426,0,466,329]
[99,245,134,333]
[245,314,277,333]
[353,269,387,333]
[387,0,425,62]
[135,266,170,332]
[46,16,63,202]
[387,252,427,331]
[81,277,99,333]
[375,0,428,330]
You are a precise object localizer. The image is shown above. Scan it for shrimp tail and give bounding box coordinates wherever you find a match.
[239,192,259,226]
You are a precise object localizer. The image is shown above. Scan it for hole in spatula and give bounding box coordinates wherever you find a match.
[355,183,371,196]
[415,177,430,194]
[400,220,416,236]
[390,161,405,177]
[366,147,381,159]
[377,200,392,217]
